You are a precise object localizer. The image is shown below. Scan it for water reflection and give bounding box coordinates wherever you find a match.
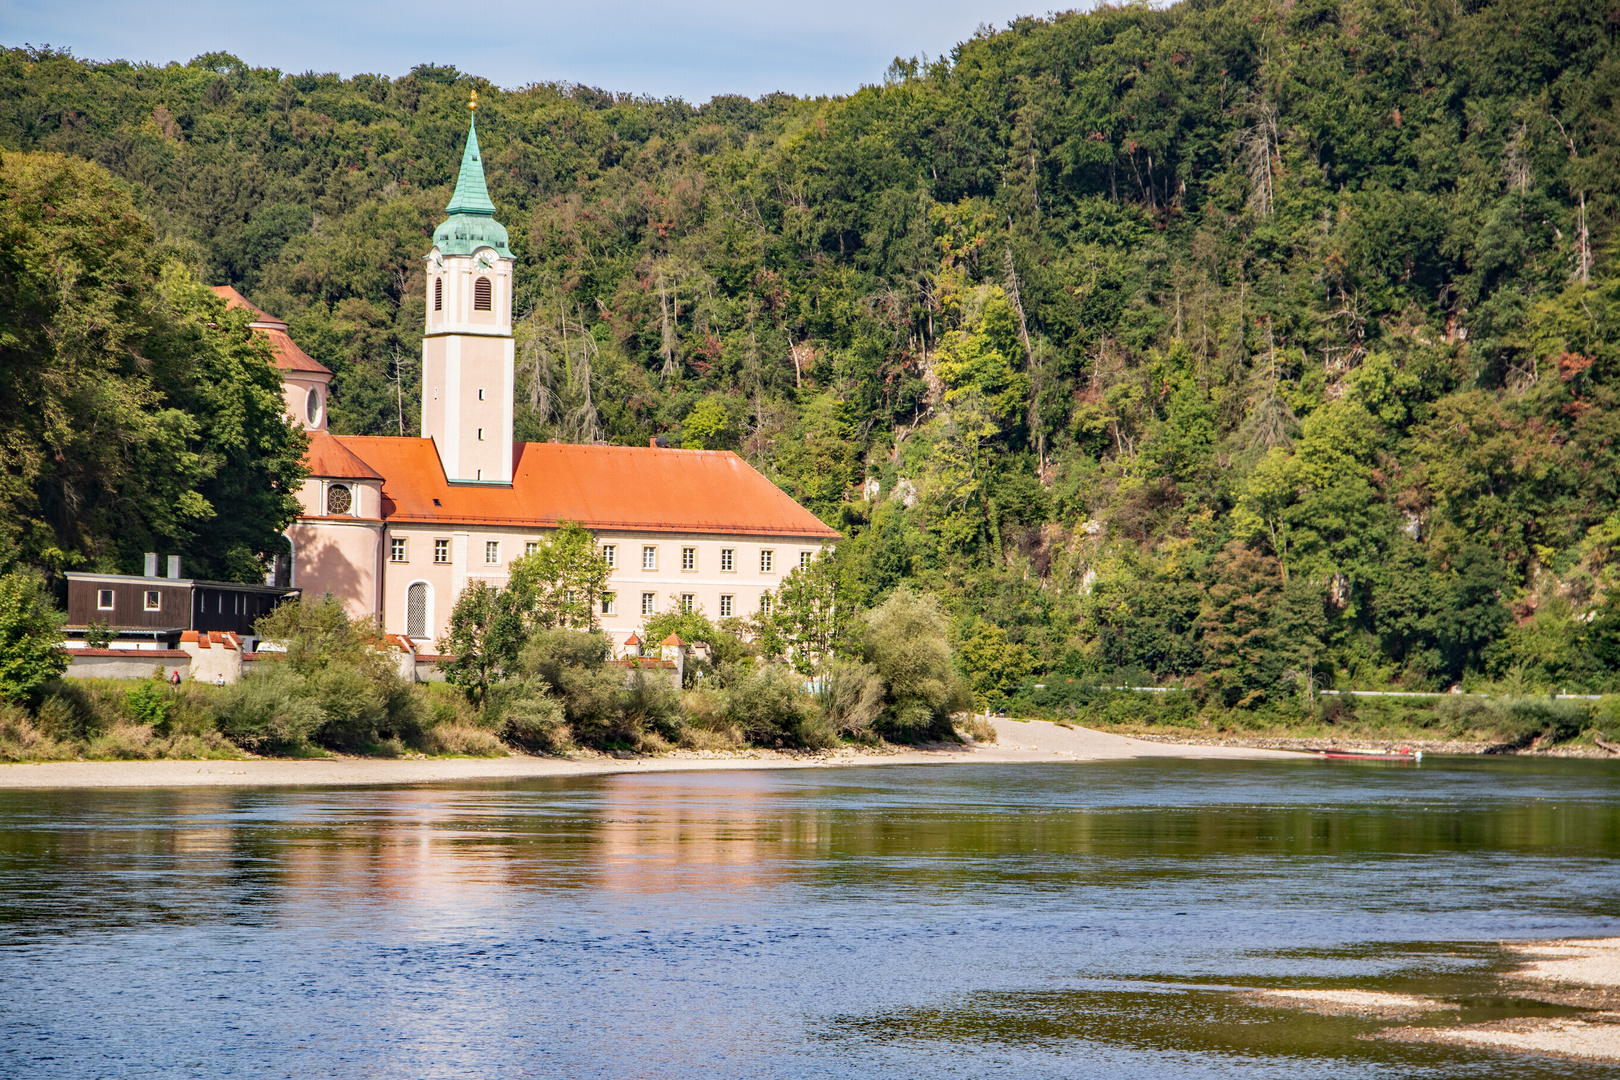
[0,759,1616,1078]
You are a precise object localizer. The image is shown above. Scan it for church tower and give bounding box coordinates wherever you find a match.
[422,92,515,484]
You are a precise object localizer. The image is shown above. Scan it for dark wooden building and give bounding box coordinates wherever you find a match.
[65,566,299,646]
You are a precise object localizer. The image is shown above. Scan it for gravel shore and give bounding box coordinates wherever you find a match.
[0,718,1295,789]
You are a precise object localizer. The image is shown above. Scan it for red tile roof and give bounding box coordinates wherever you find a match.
[211,285,332,376]
[212,284,274,321]
[307,432,385,480]
[332,437,839,538]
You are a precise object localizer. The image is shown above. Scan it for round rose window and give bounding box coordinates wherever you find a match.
[306,387,322,426]
[326,484,352,515]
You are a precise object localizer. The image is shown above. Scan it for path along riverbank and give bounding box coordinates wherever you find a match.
[0,718,1296,789]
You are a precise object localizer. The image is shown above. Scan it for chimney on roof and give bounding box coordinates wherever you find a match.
[144,553,158,578]
[167,555,182,579]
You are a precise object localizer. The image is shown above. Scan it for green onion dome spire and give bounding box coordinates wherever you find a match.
[433,92,512,257]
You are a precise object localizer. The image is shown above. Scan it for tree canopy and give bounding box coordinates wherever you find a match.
[4,0,1619,697]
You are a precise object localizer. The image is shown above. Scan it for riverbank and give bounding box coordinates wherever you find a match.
[0,717,1297,788]
[1123,731,1620,758]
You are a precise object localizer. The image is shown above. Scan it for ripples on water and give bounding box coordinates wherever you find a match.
[1,757,1617,1078]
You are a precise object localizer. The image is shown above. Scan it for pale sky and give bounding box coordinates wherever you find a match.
[1,0,1082,101]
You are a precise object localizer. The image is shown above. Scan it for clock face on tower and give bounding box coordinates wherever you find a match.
[476,254,491,270]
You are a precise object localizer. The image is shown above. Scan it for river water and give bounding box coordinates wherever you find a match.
[2,756,1618,1078]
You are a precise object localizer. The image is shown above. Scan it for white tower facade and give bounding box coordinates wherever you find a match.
[422,102,515,485]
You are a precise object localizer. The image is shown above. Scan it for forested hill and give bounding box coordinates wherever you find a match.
[3,0,1619,701]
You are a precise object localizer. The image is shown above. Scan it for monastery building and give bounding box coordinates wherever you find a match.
[219,101,836,655]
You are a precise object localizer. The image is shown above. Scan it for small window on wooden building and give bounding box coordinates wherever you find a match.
[144,590,161,612]
[474,278,493,311]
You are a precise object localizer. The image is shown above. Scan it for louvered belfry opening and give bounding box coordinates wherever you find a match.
[434,278,443,311]
[473,277,492,311]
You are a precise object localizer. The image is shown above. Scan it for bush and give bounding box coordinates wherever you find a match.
[495,681,571,752]
[84,722,161,760]
[515,629,678,749]
[862,586,974,741]
[722,663,835,749]
[0,568,67,704]
[124,679,173,729]
[251,596,424,750]
[420,722,507,756]
[210,665,324,752]
[0,703,74,761]
[814,658,884,738]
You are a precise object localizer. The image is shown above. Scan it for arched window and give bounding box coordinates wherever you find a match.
[473,277,493,311]
[407,582,429,638]
[305,387,321,426]
[326,484,352,515]
[434,278,443,311]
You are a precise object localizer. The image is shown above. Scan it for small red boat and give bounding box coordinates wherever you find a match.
[1302,746,1422,762]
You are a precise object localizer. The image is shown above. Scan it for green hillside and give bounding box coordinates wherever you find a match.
[3,0,1619,704]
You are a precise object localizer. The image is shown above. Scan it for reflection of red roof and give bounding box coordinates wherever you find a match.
[333,437,839,538]
[306,432,384,480]
[210,285,332,376]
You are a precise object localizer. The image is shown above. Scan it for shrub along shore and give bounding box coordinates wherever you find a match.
[0,589,993,763]
[2,582,1615,765]
[3,674,1614,765]
[1010,679,1620,755]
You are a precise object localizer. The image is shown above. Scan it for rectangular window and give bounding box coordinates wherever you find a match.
[525,541,540,557]
[720,548,734,572]
[97,589,115,611]
[390,538,408,563]
[601,544,616,568]
[434,539,450,564]
[681,546,696,572]
[680,593,695,613]
[478,388,486,401]
[719,594,733,618]
[642,545,658,571]
[601,592,617,616]
[799,550,813,570]
[760,549,774,573]
[485,541,500,565]
[477,428,484,441]
[759,593,773,616]
[144,590,161,612]
[641,592,656,616]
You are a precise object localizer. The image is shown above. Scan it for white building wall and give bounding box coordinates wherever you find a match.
[376,524,827,652]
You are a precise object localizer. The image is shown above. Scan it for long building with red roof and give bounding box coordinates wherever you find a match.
[241,103,836,653]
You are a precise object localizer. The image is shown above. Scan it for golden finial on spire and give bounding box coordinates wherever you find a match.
[469,89,478,111]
